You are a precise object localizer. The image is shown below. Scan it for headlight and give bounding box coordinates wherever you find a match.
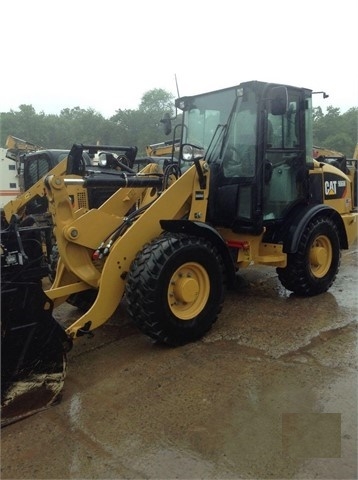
[182,145,193,160]
[98,153,107,167]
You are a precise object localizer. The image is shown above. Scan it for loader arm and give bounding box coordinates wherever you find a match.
[44,161,210,339]
[5,135,43,154]
[146,140,180,158]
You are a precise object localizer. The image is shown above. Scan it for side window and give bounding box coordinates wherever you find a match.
[27,160,39,186]
[38,157,52,178]
[25,156,52,188]
[264,92,304,220]
[268,100,299,149]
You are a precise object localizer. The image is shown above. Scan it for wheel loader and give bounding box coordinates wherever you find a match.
[1,80,357,425]
[2,144,139,226]
[145,138,181,159]
[1,144,139,282]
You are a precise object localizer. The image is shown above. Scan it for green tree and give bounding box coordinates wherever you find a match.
[0,105,47,147]
[313,106,358,157]
[1,90,356,158]
[110,89,176,154]
[139,89,175,115]
[58,107,110,146]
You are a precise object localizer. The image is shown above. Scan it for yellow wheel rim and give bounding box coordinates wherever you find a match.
[309,234,332,278]
[167,262,210,320]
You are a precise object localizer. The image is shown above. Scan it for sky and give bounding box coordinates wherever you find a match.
[1,0,357,118]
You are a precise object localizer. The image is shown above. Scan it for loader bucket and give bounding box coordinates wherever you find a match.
[1,282,72,427]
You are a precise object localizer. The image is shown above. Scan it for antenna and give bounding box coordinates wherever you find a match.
[174,74,180,98]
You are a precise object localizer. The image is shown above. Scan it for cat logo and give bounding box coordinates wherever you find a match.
[325,180,337,195]
[324,179,346,196]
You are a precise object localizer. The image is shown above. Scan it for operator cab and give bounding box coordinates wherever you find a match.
[175,80,313,234]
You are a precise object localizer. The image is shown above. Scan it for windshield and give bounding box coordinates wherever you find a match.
[179,87,238,153]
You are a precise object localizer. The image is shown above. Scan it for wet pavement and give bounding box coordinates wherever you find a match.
[1,245,357,479]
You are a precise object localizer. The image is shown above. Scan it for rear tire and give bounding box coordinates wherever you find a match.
[125,234,225,346]
[277,216,341,296]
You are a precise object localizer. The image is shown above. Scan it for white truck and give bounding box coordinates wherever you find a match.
[0,136,43,208]
[0,147,21,208]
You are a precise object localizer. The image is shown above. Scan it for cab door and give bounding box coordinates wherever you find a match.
[207,85,308,232]
[207,92,262,234]
[263,88,307,220]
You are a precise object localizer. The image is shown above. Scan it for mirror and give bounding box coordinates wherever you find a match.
[270,86,288,115]
[160,113,172,135]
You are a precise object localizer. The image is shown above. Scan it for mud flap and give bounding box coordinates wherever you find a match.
[1,282,72,427]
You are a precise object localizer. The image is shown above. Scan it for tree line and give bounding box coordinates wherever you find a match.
[1,88,357,158]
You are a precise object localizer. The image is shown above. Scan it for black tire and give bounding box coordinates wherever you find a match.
[277,216,341,296]
[125,234,225,346]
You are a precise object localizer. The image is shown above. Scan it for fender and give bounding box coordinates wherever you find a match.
[265,204,348,253]
[160,219,237,288]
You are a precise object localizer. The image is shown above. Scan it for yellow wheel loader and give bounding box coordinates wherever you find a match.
[145,138,180,159]
[1,145,139,284]
[1,80,357,424]
[2,145,139,225]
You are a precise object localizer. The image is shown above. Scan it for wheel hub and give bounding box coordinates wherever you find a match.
[168,263,210,320]
[173,276,199,303]
[309,235,332,277]
[310,246,328,266]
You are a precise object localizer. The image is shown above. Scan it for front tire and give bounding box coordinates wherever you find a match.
[125,234,225,345]
[277,216,341,296]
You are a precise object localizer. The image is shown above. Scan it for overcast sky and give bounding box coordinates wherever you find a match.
[2,0,357,118]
